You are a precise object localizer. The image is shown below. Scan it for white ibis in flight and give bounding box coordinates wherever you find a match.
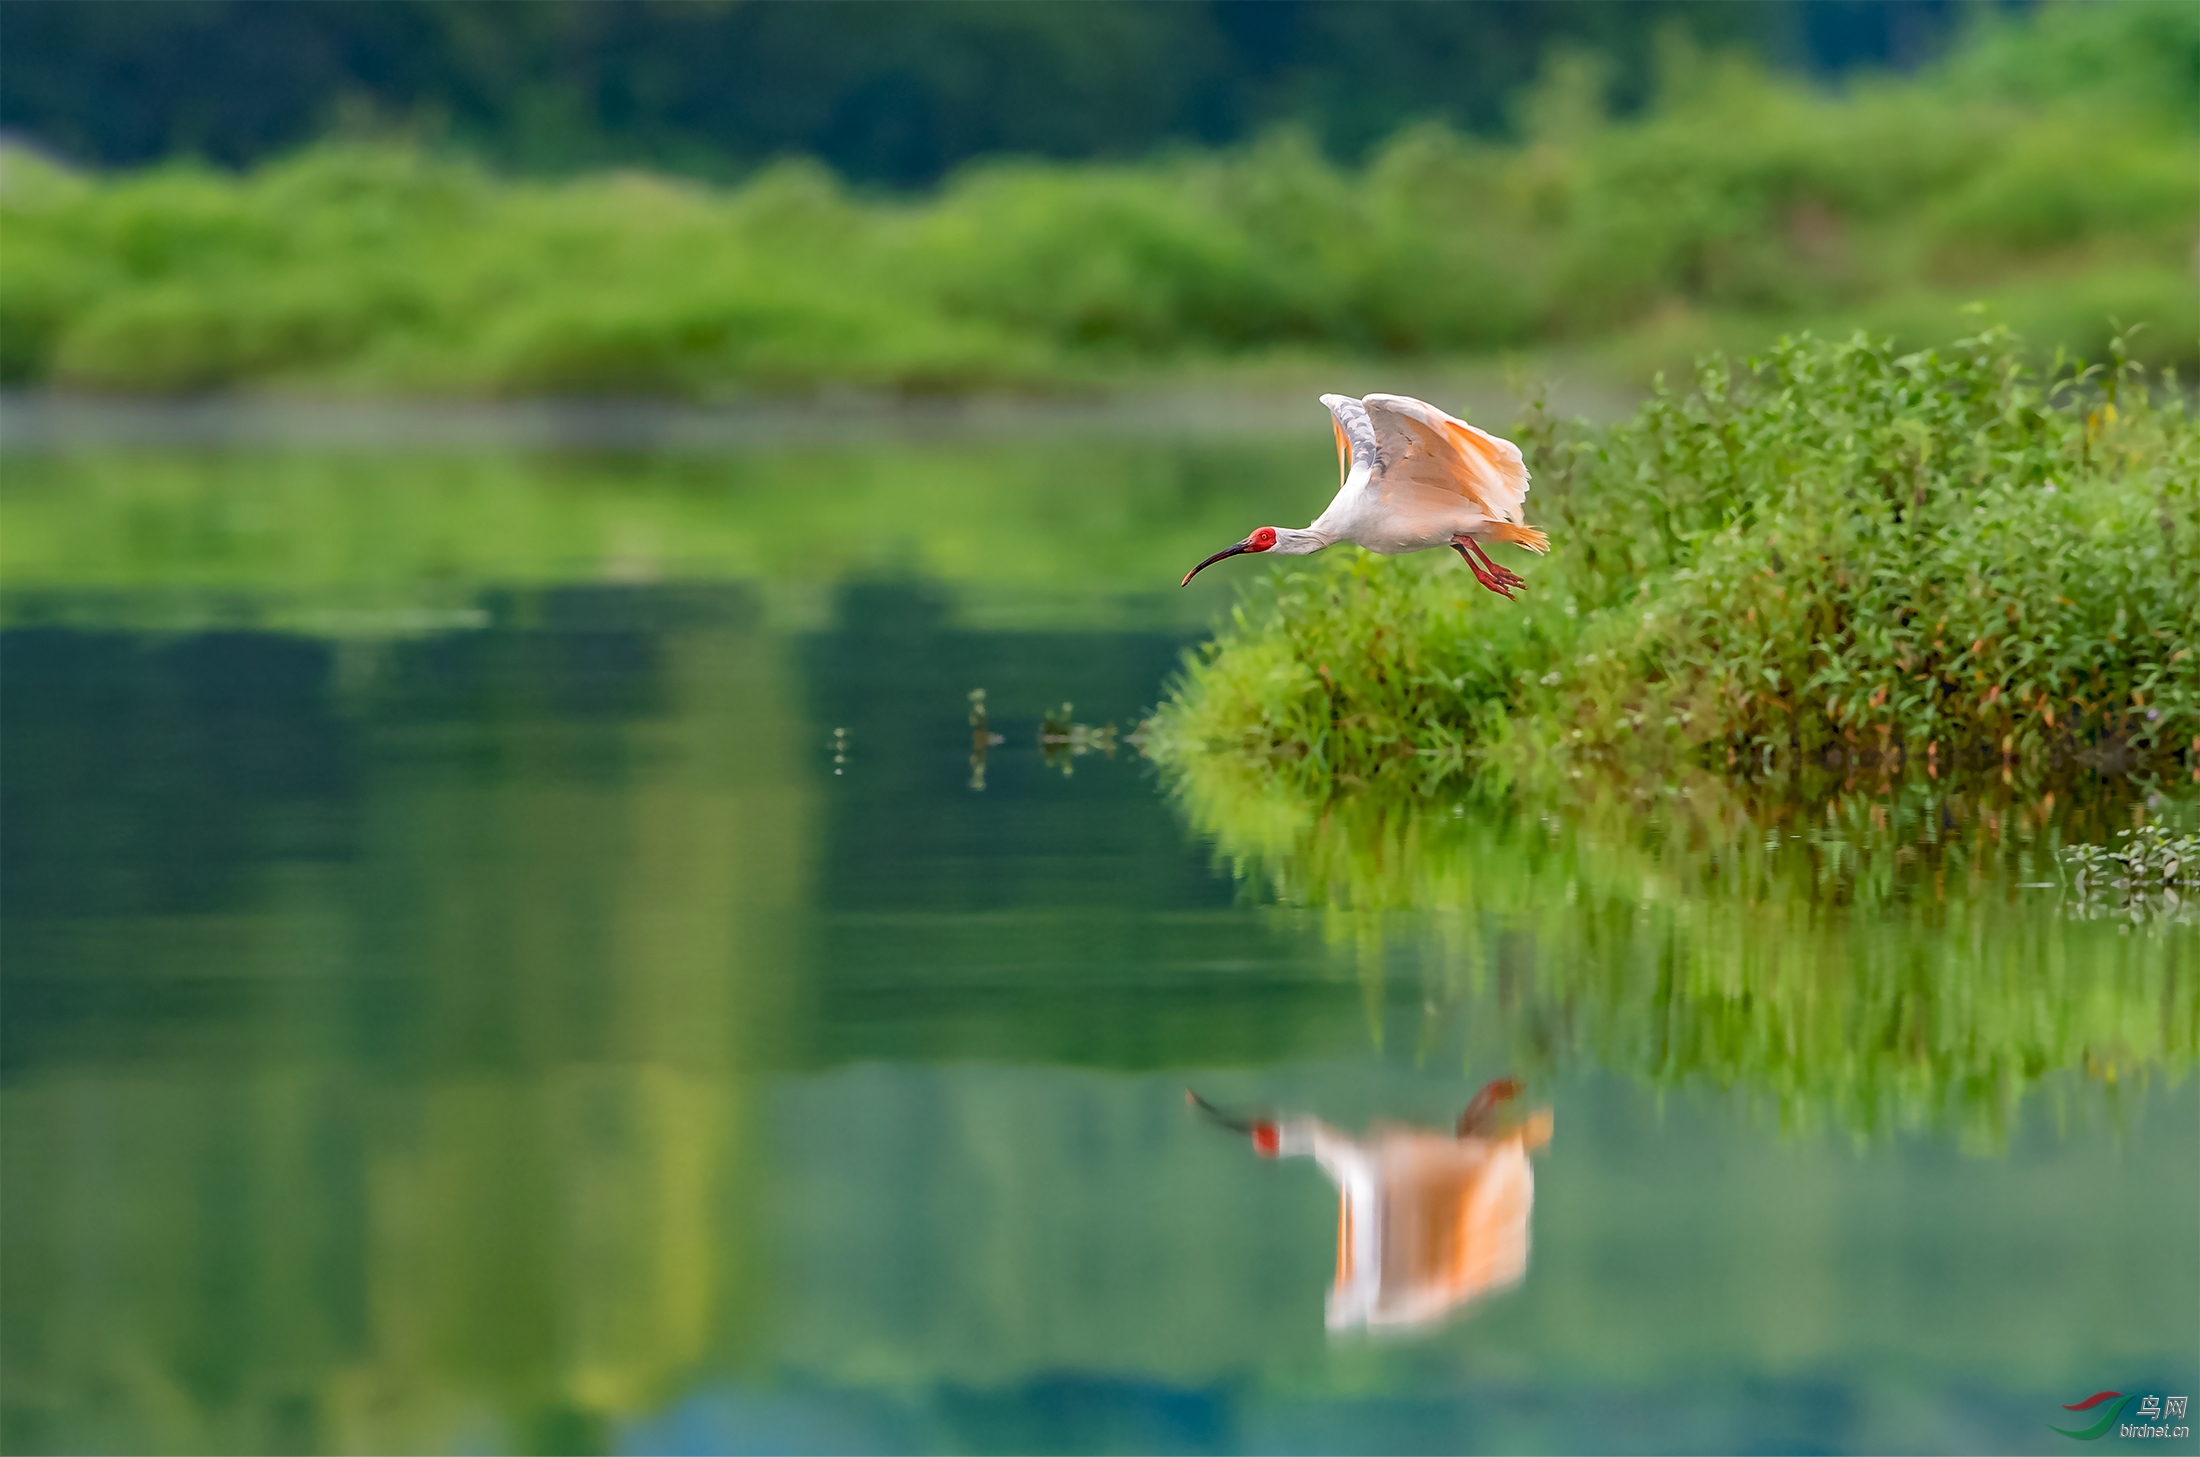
[1189,1079,1552,1331]
[1181,393,1548,599]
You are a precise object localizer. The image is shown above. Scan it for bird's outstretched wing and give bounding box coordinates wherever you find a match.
[1359,394,1530,525]
[1319,393,1381,499]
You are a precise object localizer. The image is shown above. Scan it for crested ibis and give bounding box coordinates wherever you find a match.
[1181,393,1548,599]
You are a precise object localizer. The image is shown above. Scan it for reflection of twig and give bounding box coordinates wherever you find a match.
[967,689,1004,792]
[1039,701,1117,775]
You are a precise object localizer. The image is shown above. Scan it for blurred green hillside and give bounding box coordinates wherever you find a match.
[2,1,2192,397]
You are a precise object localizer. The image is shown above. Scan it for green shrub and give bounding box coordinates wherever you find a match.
[53,279,380,390]
[1150,327,2200,793]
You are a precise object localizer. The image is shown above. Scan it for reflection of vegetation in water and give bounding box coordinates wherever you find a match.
[1,614,807,1452]
[0,435,1321,622]
[2061,826,2200,929]
[2,4,2192,395]
[1154,330,2200,791]
[3,598,1391,1452]
[1038,702,1121,776]
[4,599,2192,1443]
[1168,756,2198,1141]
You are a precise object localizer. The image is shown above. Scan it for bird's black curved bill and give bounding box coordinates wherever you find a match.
[1180,540,1251,586]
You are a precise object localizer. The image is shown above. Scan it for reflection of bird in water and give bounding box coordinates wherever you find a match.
[1189,1079,1551,1331]
[1180,394,1548,599]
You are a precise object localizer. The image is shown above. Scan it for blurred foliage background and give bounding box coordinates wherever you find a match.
[2,0,1982,183]
[1,0,2193,396]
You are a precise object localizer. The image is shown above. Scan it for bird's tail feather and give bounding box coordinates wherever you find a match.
[1487,523,1549,554]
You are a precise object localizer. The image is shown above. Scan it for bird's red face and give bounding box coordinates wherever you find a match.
[1180,526,1278,586]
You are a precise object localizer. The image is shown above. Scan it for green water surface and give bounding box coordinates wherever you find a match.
[2,435,2194,1456]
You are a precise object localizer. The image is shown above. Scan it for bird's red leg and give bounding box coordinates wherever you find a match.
[1449,540,1497,591]
[1466,538,1528,593]
[1451,539,1516,599]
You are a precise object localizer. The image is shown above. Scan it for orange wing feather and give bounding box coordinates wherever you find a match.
[1343,1116,1548,1326]
[1359,394,1533,525]
[1439,419,1530,515]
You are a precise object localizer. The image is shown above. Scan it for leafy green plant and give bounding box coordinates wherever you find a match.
[1152,327,2200,792]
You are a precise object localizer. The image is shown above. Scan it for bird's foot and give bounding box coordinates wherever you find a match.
[1452,541,1519,600]
[1465,539,1529,593]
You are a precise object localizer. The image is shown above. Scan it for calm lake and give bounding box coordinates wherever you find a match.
[3,419,2195,1456]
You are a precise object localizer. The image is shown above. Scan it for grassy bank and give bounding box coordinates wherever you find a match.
[2,2,2192,396]
[1149,327,2200,794]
